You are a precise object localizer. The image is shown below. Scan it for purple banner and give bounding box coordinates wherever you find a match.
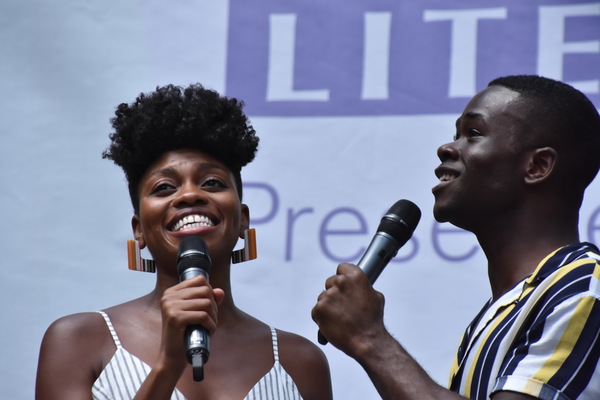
[226,0,600,116]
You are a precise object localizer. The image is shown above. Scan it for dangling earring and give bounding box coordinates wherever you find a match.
[232,228,257,264]
[127,239,156,272]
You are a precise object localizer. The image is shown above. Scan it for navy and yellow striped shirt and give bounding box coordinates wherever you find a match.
[449,242,600,399]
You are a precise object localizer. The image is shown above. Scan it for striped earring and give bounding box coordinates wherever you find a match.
[231,228,257,264]
[127,239,156,273]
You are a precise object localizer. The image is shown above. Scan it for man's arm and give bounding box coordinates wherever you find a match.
[312,263,534,400]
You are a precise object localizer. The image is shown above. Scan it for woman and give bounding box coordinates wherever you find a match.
[36,84,332,400]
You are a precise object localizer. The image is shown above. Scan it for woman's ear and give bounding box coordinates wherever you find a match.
[131,214,146,249]
[525,147,557,184]
[239,204,250,239]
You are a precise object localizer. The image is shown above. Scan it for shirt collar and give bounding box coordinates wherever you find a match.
[524,242,599,287]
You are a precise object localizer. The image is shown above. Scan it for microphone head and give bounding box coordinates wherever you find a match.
[177,235,211,274]
[378,199,421,245]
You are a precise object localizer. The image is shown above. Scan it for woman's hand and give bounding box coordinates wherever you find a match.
[156,275,225,372]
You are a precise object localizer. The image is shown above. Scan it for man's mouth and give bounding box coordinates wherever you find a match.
[171,214,215,232]
[439,173,457,182]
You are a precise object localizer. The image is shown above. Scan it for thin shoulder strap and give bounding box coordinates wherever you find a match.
[97,311,122,349]
[270,326,279,362]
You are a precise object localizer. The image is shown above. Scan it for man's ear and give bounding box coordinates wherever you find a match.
[131,214,146,249]
[239,204,250,239]
[525,147,557,184]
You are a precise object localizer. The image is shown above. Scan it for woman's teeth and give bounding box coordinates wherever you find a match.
[172,215,214,232]
[440,174,455,182]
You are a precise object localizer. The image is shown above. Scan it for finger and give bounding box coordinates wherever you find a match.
[176,300,220,333]
[337,262,359,275]
[324,276,336,290]
[175,274,209,288]
[311,304,321,325]
[317,288,325,299]
[213,288,226,306]
[178,284,215,300]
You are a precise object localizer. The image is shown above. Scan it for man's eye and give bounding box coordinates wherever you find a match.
[453,129,481,141]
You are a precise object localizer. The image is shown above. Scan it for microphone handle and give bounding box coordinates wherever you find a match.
[179,267,208,282]
[317,233,400,345]
[186,325,210,381]
[357,232,400,285]
[180,266,210,381]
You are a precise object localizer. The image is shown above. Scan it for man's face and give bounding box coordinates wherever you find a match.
[432,85,531,232]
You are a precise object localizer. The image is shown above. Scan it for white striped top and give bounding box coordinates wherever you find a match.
[92,311,303,400]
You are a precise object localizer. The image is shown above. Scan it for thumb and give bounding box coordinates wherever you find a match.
[214,288,226,306]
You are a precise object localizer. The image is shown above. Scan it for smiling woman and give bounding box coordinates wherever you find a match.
[35,84,333,400]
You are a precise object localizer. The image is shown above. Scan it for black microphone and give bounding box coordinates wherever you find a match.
[177,235,212,382]
[318,199,421,345]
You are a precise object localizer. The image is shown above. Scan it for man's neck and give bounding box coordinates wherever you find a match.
[476,222,579,300]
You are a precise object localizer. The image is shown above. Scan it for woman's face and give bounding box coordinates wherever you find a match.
[132,149,248,270]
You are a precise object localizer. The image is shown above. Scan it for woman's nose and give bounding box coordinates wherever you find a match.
[173,182,208,206]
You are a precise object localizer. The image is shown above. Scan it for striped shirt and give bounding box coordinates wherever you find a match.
[92,312,303,400]
[448,242,600,400]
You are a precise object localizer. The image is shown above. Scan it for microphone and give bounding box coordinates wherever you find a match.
[318,199,421,344]
[177,235,212,382]
[357,199,421,284]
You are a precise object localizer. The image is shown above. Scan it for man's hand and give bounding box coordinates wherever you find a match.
[312,262,387,360]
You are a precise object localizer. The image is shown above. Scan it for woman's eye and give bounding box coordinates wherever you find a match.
[202,178,226,188]
[468,129,482,138]
[151,183,175,194]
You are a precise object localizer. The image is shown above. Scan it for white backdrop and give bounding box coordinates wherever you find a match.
[1,1,599,398]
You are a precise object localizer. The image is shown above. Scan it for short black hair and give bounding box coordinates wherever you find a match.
[102,83,259,214]
[489,75,600,196]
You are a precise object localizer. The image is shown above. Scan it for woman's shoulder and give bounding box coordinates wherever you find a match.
[239,316,325,362]
[275,328,330,372]
[44,311,109,343]
[40,311,117,367]
[275,328,333,400]
[276,329,326,358]
[36,311,116,397]
[43,297,147,341]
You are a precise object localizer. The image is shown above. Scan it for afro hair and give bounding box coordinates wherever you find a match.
[102,83,259,213]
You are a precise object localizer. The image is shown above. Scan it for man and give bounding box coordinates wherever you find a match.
[312,75,600,400]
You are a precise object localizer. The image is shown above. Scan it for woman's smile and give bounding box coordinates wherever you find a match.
[133,148,247,267]
[171,214,215,232]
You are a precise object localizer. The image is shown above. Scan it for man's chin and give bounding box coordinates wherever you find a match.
[432,205,449,223]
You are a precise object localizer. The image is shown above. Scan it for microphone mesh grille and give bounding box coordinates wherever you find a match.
[177,235,211,274]
[378,199,421,243]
